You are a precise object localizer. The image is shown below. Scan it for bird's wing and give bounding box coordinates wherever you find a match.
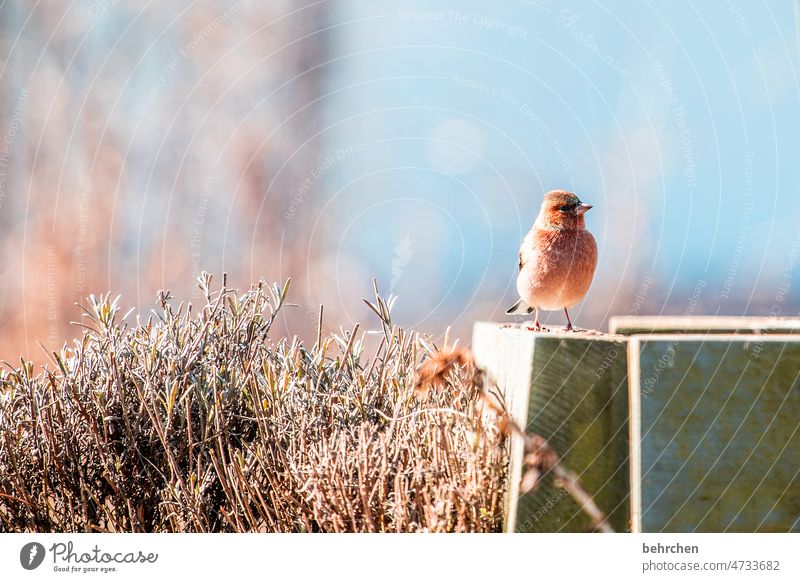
[506,299,535,315]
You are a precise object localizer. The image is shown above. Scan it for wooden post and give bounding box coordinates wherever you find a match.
[628,334,800,532]
[472,323,630,532]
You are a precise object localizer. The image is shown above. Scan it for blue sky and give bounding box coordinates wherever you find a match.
[4,0,795,346]
[319,0,800,329]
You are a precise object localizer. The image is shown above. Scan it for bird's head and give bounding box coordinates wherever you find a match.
[535,190,593,230]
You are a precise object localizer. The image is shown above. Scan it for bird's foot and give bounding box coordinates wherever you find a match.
[526,322,543,332]
[563,323,574,332]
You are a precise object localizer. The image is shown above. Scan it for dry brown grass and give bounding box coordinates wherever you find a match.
[0,274,507,532]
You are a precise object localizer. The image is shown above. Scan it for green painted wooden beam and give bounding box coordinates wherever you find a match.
[628,335,800,532]
[472,323,630,533]
[610,316,800,336]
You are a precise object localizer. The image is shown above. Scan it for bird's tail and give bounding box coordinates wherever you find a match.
[506,299,535,315]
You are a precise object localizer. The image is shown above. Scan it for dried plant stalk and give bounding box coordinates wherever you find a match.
[0,274,505,533]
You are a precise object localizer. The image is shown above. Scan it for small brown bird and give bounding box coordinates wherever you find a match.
[507,190,598,331]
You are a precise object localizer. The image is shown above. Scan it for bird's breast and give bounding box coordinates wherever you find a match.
[517,228,598,309]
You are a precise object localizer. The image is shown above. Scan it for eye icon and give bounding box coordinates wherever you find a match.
[20,542,46,570]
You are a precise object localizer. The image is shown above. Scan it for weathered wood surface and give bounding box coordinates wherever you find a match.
[610,316,800,336]
[473,323,630,533]
[628,335,800,532]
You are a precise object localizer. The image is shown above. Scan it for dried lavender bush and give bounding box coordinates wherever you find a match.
[0,274,506,532]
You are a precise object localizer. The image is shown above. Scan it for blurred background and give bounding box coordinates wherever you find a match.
[1,0,799,361]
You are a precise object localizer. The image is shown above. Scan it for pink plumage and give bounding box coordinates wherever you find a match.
[507,190,598,331]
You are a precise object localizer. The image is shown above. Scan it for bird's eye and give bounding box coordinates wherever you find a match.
[559,205,571,212]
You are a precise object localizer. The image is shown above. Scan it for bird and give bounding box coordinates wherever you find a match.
[507,190,598,332]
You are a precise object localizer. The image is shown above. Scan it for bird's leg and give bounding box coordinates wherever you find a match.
[527,308,542,332]
[563,307,573,332]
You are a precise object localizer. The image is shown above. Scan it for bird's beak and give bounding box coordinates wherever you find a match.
[575,203,593,216]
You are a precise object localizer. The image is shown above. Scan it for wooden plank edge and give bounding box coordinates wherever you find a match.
[626,333,800,342]
[610,316,800,334]
[471,321,533,533]
[506,337,534,534]
[473,322,629,342]
[627,336,643,534]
